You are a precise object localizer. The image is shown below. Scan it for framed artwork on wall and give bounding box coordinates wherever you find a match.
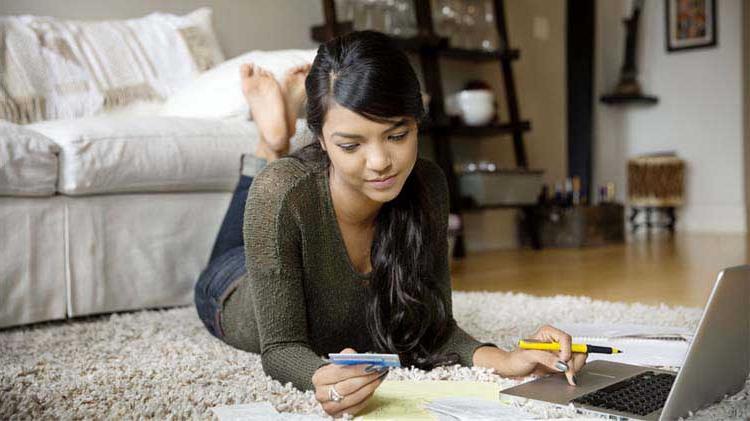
[665,0,717,52]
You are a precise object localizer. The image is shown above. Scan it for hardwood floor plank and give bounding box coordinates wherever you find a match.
[451,233,749,308]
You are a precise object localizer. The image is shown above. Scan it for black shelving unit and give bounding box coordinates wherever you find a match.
[600,93,659,105]
[423,120,531,138]
[312,0,534,257]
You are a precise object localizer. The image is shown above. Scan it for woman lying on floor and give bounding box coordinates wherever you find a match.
[194,30,587,418]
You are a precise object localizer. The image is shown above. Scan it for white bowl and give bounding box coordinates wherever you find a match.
[457,90,495,126]
[461,105,495,126]
[457,89,494,107]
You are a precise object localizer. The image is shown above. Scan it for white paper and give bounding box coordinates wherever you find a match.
[554,323,694,341]
[577,338,689,367]
[425,397,537,420]
[211,402,328,421]
[552,323,693,367]
[211,403,277,421]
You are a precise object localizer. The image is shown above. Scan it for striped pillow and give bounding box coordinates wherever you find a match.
[0,8,224,124]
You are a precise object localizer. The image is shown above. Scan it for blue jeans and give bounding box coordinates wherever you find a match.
[194,175,254,339]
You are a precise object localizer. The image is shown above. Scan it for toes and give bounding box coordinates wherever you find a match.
[291,63,311,75]
[240,63,254,78]
[249,64,269,78]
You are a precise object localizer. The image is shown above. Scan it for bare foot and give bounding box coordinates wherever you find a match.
[280,63,311,139]
[241,63,289,153]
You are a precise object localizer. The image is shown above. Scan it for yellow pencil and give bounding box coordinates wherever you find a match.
[519,339,622,354]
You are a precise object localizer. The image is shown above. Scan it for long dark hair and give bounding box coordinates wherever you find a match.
[294,31,452,369]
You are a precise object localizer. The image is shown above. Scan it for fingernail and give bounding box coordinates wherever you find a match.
[555,361,568,372]
[573,375,579,385]
[364,365,379,373]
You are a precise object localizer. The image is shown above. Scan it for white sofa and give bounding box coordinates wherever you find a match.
[0,9,316,328]
[1,116,316,328]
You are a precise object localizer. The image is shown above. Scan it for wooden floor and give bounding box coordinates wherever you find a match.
[450,232,749,308]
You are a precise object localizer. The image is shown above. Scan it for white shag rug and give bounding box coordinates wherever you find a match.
[1,292,748,420]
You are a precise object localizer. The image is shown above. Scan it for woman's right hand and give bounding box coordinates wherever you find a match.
[313,348,388,418]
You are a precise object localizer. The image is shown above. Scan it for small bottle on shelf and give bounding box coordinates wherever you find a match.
[553,182,563,207]
[571,176,581,206]
[605,182,615,204]
[597,182,616,204]
[563,178,574,208]
[538,184,550,206]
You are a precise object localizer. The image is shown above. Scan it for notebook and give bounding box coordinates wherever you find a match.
[554,323,694,367]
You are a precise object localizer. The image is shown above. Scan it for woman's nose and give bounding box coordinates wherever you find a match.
[366,144,392,172]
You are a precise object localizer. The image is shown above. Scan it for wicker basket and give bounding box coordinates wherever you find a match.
[627,155,685,207]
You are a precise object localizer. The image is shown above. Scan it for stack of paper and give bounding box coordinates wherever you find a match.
[554,323,694,367]
[554,323,694,341]
[425,397,537,420]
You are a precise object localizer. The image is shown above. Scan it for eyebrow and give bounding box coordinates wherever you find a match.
[331,118,409,140]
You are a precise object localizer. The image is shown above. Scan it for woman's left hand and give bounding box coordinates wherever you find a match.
[509,325,588,386]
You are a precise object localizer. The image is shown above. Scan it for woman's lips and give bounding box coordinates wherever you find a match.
[367,174,398,190]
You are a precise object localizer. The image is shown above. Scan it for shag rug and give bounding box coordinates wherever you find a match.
[1,292,748,420]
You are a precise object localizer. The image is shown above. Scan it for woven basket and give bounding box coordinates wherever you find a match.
[627,155,685,207]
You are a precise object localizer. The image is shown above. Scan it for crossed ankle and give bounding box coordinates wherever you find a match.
[265,137,290,154]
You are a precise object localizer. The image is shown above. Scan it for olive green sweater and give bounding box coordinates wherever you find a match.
[220,155,496,391]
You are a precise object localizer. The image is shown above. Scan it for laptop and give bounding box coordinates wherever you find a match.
[500,265,749,420]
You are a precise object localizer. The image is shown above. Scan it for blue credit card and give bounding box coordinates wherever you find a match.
[327,353,401,368]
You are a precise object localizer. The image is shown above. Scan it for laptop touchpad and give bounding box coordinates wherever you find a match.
[500,361,646,405]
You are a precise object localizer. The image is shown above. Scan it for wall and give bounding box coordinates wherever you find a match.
[0,0,322,57]
[595,0,746,233]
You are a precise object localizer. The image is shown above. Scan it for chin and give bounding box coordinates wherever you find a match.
[366,185,403,203]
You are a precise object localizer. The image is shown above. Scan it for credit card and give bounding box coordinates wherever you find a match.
[327,353,401,367]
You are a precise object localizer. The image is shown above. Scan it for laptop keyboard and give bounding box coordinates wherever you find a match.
[572,371,676,416]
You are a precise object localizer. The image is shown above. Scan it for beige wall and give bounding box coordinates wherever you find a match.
[595,0,745,233]
[2,0,568,251]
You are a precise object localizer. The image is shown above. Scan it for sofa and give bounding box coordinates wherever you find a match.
[0,8,316,328]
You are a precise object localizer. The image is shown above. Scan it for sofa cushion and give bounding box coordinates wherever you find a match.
[0,8,224,124]
[28,116,262,195]
[0,121,59,196]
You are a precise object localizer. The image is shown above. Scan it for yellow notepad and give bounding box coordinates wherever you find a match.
[356,380,502,420]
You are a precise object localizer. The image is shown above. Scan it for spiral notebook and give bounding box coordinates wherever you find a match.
[554,323,695,368]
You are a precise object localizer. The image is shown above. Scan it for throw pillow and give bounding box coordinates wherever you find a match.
[0,8,224,124]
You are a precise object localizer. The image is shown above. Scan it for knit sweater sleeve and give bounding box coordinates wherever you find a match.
[418,159,499,366]
[242,159,329,391]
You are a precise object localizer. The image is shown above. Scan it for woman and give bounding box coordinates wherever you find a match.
[195,31,586,418]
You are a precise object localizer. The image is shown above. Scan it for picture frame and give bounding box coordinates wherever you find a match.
[665,0,717,52]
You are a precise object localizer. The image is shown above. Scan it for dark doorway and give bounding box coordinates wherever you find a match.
[567,0,595,203]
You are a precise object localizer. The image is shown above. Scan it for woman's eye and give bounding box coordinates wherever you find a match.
[389,132,409,141]
[339,144,359,152]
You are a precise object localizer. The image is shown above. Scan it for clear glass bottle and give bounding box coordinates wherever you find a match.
[433,0,460,44]
[480,0,499,51]
[460,0,481,49]
[390,0,417,37]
